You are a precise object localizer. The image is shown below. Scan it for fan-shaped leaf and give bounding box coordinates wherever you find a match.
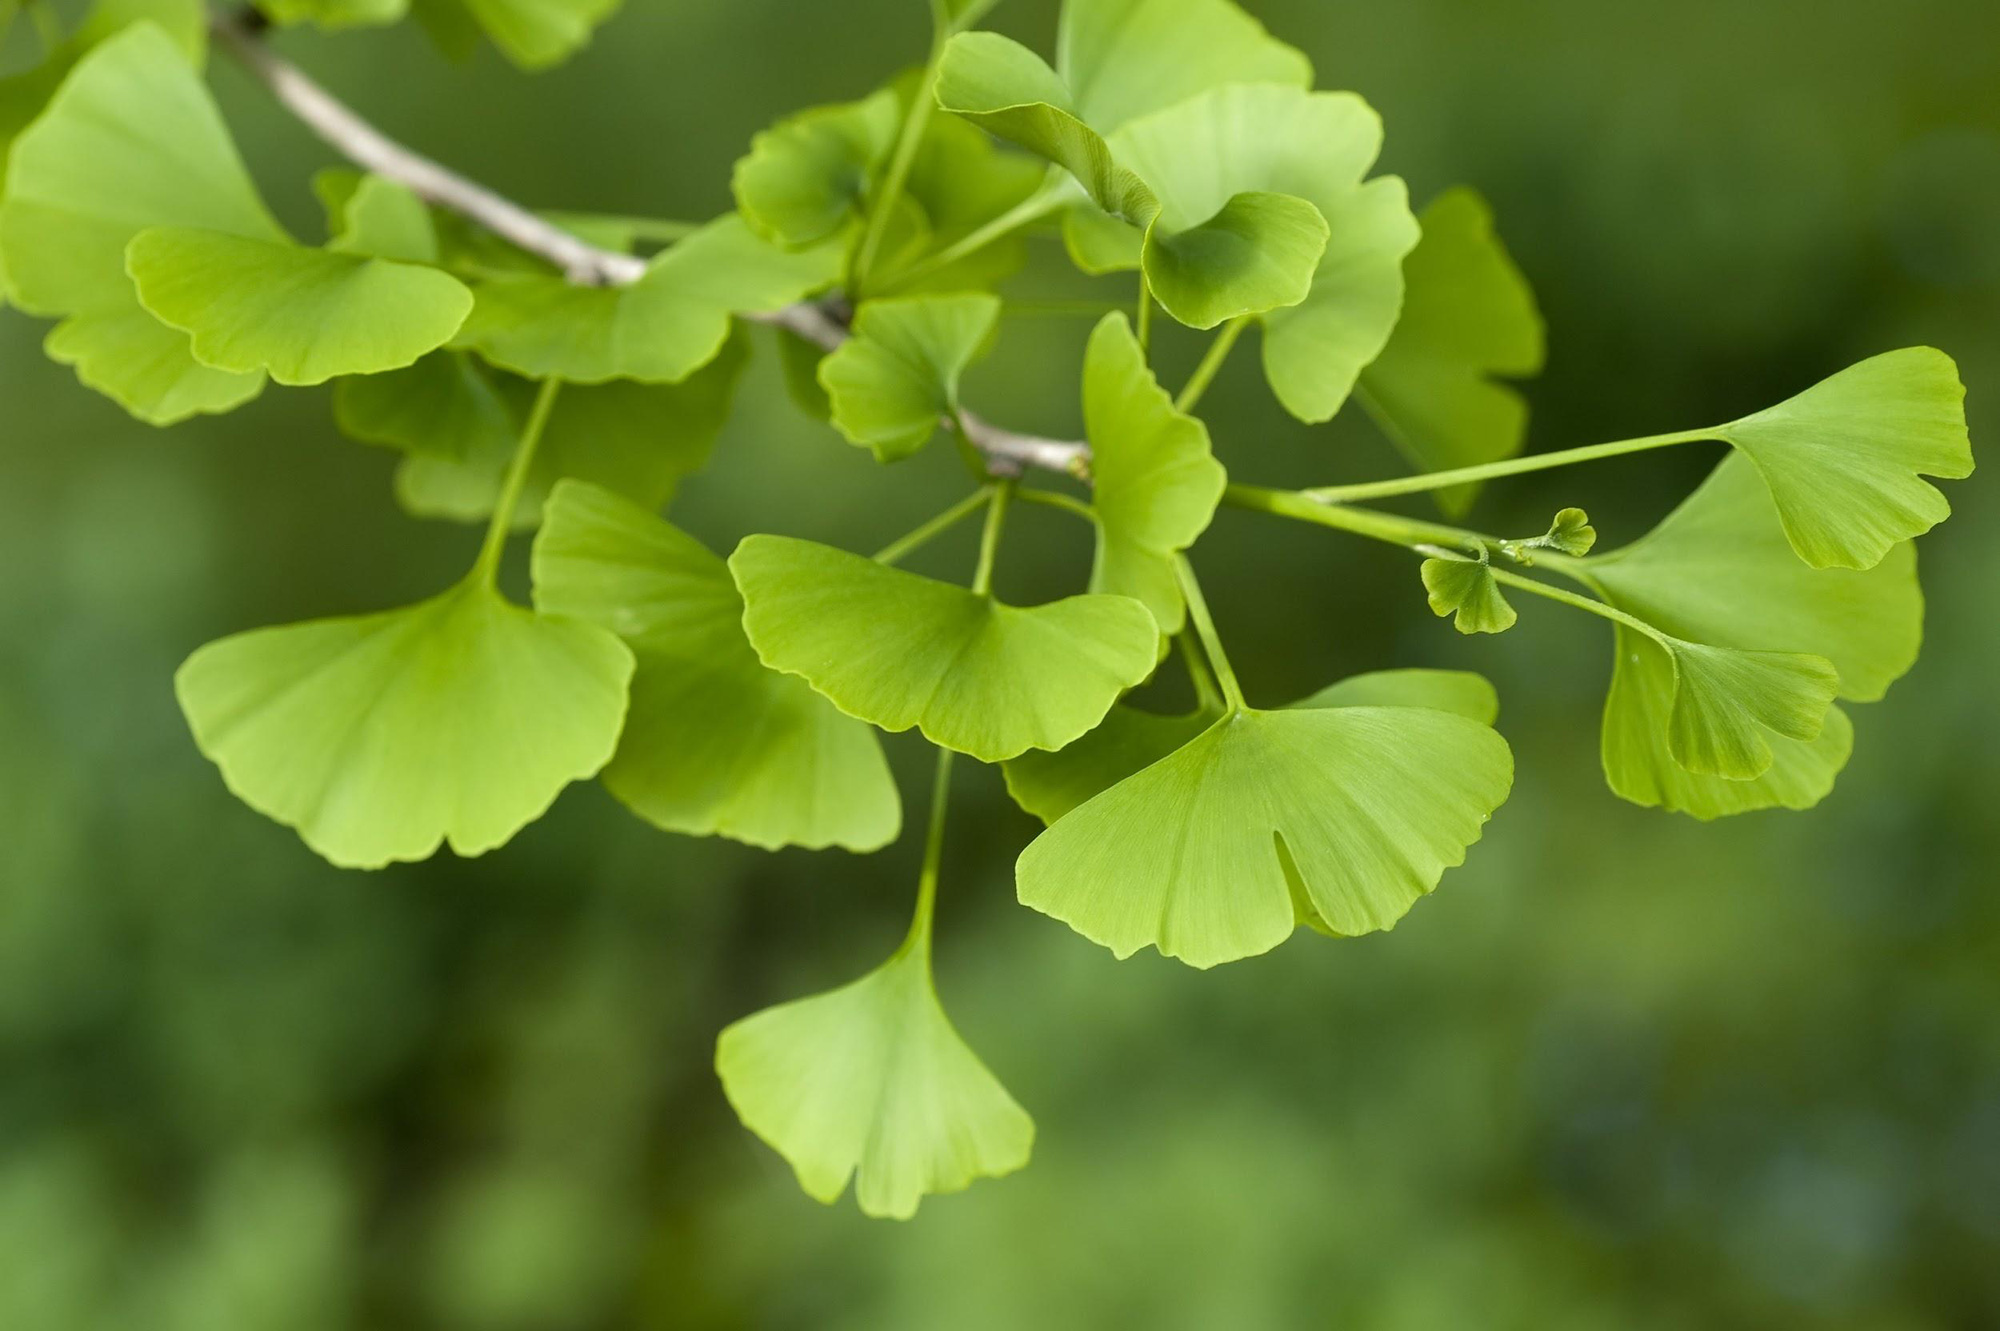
[1139,190,1328,330]
[716,940,1032,1219]
[1420,555,1517,634]
[1502,507,1596,561]
[127,227,471,385]
[1356,188,1545,514]
[732,89,901,248]
[175,578,634,869]
[532,482,899,851]
[1715,347,1972,570]
[458,214,839,383]
[1057,0,1310,132]
[1658,638,1837,780]
[1082,313,1225,631]
[819,294,1000,461]
[730,535,1159,762]
[1015,706,1513,968]
[0,24,280,421]
[333,350,515,463]
[327,174,439,264]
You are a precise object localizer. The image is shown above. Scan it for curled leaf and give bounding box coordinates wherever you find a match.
[731,89,902,248]
[819,293,1001,461]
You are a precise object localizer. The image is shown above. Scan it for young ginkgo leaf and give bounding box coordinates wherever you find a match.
[1138,191,1330,331]
[1501,508,1596,561]
[327,175,440,264]
[818,294,1001,462]
[731,89,902,248]
[1420,555,1517,634]
[1712,347,1972,570]
[531,481,899,851]
[255,0,409,30]
[333,350,516,463]
[397,332,749,527]
[1081,313,1226,632]
[457,213,839,383]
[1003,667,1498,825]
[729,535,1159,763]
[1658,637,1838,780]
[1015,706,1514,968]
[175,577,634,869]
[126,227,472,385]
[413,0,620,70]
[716,940,1033,1220]
[0,24,280,422]
[1357,188,1546,516]
[1109,85,1419,413]
[1057,0,1310,132]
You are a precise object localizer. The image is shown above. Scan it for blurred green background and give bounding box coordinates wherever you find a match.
[4,0,1999,1326]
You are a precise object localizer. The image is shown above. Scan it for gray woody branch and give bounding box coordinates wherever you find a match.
[210,11,1091,478]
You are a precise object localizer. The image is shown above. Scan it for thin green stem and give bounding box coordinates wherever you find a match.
[873,173,1069,295]
[1174,556,1245,712]
[873,488,992,565]
[1177,630,1225,715]
[971,479,1014,595]
[854,36,945,289]
[903,744,957,959]
[1014,487,1096,524]
[1175,317,1247,414]
[1135,276,1154,354]
[1304,428,1715,504]
[475,377,562,584]
[1486,567,1663,639]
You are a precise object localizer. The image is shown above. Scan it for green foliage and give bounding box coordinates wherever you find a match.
[819,293,1000,460]
[1420,554,1517,634]
[732,90,903,248]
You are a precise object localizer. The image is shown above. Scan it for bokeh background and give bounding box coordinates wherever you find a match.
[4,0,1999,1325]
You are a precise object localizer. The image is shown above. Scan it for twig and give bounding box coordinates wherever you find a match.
[209,9,1092,477]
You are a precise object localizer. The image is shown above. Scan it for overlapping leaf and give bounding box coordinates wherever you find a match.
[532,481,900,851]
[334,350,516,464]
[1081,313,1226,631]
[732,89,902,248]
[176,578,634,869]
[409,0,621,69]
[1357,188,1545,514]
[716,939,1032,1219]
[730,535,1158,762]
[458,214,840,383]
[819,294,1000,461]
[1015,704,1514,968]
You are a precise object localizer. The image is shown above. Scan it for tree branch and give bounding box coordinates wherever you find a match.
[209,9,1091,477]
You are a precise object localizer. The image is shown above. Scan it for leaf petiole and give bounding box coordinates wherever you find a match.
[1304,429,1714,504]
[854,25,948,290]
[902,745,957,959]
[971,478,1015,596]
[872,487,993,565]
[474,377,562,584]
[1175,316,1248,414]
[1135,275,1154,355]
[1013,487,1095,524]
[1173,556,1246,712]
[1177,631,1226,715]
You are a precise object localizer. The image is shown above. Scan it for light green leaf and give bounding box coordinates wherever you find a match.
[397,331,748,527]
[413,0,620,68]
[532,481,899,851]
[1420,555,1516,634]
[1058,0,1310,132]
[1139,190,1328,330]
[1357,188,1545,516]
[459,214,839,384]
[1110,85,1415,404]
[72,0,207,62]
[1004,668,1499,825]
[1657,637,1837,780]
[872,109,1049,295]
[819,294,1001,462]
[1082,313,1226,631]
[333,350,516,463]
[1015,706,1513,968]
[254,0,409,30]
[0,24,280,421]
[1600,626,1854,820]
[732,89,902,248]
[127,227,471,385]
[327,175,439,264]
[730,535,1159,762]
[175,577,634,869]
[1059,203,1142,274]
[1714,347,1973,570]
[1502,507,1596,561]
[716,939,1032,1219]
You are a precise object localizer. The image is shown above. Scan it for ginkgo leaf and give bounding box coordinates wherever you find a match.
[327,175,439,264]
[72,0,208,62]
[255,0,409,30]
[731,89,902,248]
[175,577,634,869]
[818,294,1001,462]
[458,213,840,384]
[716,939,1033,1219]
[1601,626,1854,820]
[1657,637,1837,780]
[127,227,472,385]
[1015,705,1513,968]
[531,481,899,851]
[1081,313,1226,631]
[870,107,1049,295]
[0,24,280,421]
[412,0,620,69]
[730,535,1159,763]
[1582,455,1921,703]
[1057,0,1310,132]
[333,350,515,463]
[1713,347,1972,570]
[1004,668,1500,825]
[1420,556,1517,634]
[1357,188,1545,515]
[1139,191,1329,330]
[397,331,748,526]
[1109,85,1417,410]
[1502,507,1596,561]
